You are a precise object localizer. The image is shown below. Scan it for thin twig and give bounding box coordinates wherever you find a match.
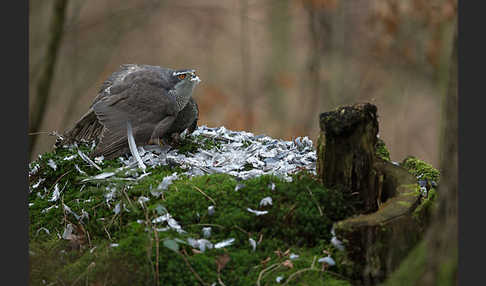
[283,256,322,285]
[154,227,160,286]
[233,225,249,236]
[192,185,216,205]
[188,223,225,229]
[325,270,353,282]
[85,229,92,249]
[262,264,282,281]
[28,131,52,136]
[256,263,280,286]
[180,249,208,286]
[103,224,112,241]
[217,273,226,286]
[61,196,68,225]
[306,186,323,216]
[283,268,320,285]
[143,205,155,280]
[121,186,135,209]
[50,170,72,193]
[71,262,95,286]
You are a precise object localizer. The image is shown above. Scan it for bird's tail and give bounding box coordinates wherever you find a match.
[61,108,104,145]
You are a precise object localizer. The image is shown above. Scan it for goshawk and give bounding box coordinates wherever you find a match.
[62,64,201,159]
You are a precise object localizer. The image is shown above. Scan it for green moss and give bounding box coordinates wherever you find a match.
[413,189,437,225]
[380,239,427,286]
[375,138,391,161]
[401,156,440,183]
[29,143,355,285]
[397,201,411,207]
[437,246,458,286]
[177,134,222,155]
[400,157,439,226]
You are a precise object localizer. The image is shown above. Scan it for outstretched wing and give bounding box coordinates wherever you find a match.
[91,74,178,159]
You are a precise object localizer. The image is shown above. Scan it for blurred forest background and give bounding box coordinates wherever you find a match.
[29,0,457,166]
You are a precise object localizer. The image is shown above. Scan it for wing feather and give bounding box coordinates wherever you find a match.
[90,75,178,159]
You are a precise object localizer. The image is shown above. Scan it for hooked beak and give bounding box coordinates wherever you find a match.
[189,71,201,84]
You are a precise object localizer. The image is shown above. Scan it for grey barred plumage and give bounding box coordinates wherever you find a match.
[62,64,201,159]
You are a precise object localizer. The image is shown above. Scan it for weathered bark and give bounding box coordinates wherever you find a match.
[318,103,380,213]
[317,103,429,284]
[29,0,69,158]
[334,159,424,284]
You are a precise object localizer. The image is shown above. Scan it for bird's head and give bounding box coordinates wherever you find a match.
[172,69,201,89]
[169,69,201,111]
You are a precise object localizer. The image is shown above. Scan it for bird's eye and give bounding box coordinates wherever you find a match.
[178,74,186,80]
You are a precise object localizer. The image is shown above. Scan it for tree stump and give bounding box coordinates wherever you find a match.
[317,103,380,213]
[316,103,429,285]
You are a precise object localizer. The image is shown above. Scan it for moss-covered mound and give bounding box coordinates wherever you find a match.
[29,134,439,285]
[29,139,357,285]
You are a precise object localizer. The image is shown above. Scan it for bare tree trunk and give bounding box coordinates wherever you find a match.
[265,0,290,133]
[29,0,69,158]
[382,20,458,286]
[420,21,458,285]
[302,5,333,135]
[240,0,253,130]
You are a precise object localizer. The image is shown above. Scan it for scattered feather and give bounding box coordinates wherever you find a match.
[63,203,80,220]
[202,227,212,238]
[156,173,179,191]
[41,205,58,213]
[115,125,316,182]
[32,178,45,189]
[289,253,299,260]
[247,208,268,216]
[127,121,147,171]
[63,154,77,161]
[94,156,104,164]
[81,172,116,182]
[138,196,150,207]
[74,164,86,175]
[276,276,284,283]
[208,205,215,216]
[249,238,257,251]
[49,184,61,202]
[29,163,40,176]
[331,237,345,251]
[234,183,245,191]
[114,202,121,215]
[268,182,276,191]
[80,209,89,221]
[36,227,50,236]
[77,150,101,171]
[155,204,168,215]
[47,159,57,171]
[62,224,74,240]
[214,238,235,249]
[188,238,213,252]
[318,256,336,266]
[259,197,273,207]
